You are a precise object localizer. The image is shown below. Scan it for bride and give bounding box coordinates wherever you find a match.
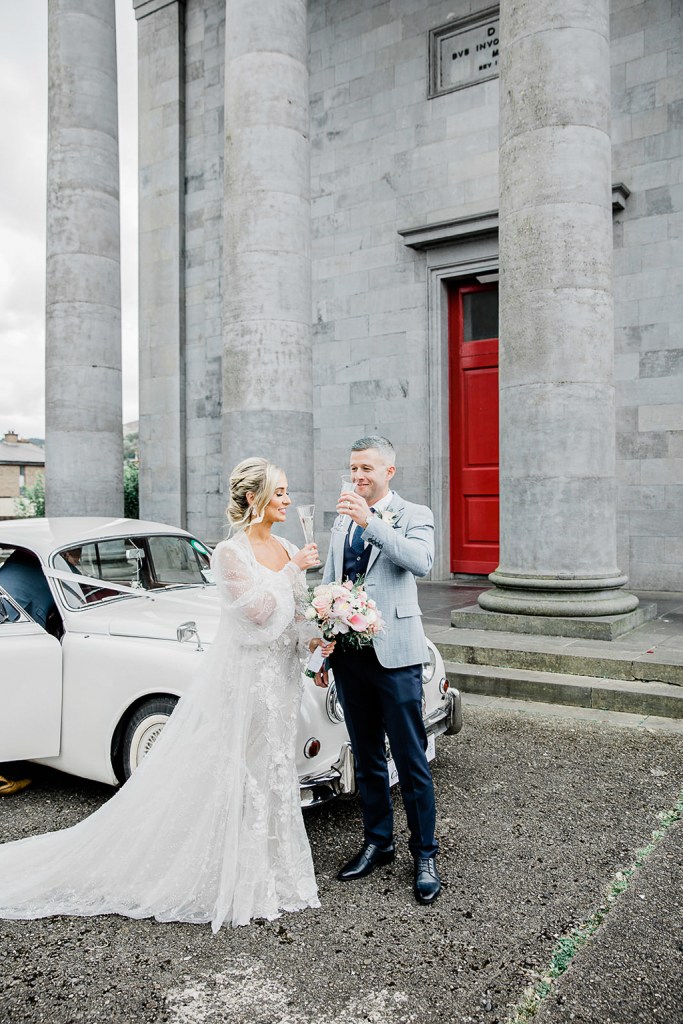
[0,458,330,931]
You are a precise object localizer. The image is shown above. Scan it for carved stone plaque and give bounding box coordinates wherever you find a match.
[429,6,500,97]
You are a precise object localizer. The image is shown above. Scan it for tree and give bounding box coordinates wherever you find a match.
[15,474,46,518]
[124,461,139,519]
[123,431,139,463]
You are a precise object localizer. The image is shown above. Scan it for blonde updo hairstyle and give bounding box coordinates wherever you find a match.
[227,457,283,531]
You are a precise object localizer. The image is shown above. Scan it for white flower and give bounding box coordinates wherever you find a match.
[375,509,398,526]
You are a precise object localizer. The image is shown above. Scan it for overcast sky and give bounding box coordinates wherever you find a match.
[0,0,139,441]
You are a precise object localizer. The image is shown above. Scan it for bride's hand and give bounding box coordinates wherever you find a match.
[292,543,319,571]
[308,637,336,656]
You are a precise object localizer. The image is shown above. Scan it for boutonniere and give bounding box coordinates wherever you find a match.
[375,509,400,527]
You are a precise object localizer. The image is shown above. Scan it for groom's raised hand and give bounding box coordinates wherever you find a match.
[336,490,371,528]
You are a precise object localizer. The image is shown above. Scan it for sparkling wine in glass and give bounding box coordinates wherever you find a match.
[296,504,315,545]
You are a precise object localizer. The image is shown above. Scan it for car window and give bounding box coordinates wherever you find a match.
[0,592,23,624]
[83,539,146,585]
[54,537,148,610]
[148,535,211,585]
[53,534,213,609]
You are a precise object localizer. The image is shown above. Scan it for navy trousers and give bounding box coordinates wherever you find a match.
[331,645,438,860]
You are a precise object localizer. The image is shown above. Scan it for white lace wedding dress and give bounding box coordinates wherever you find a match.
[0,532,320,931]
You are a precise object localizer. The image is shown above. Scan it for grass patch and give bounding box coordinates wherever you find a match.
[507,787,683,1023]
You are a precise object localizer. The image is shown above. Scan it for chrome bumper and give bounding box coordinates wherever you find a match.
[426,685,463,738]
[299,741,355,808]
[298,685,462,809]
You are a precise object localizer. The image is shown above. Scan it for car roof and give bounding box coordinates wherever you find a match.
[0,517,194,560]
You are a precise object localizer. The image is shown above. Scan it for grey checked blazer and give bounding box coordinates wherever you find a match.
[322,492,434,669]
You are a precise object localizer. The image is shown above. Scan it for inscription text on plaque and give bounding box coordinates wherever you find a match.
[429,6,499,97]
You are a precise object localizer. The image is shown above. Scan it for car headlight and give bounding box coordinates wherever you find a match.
[326,681,345,724]
[422,646,437,684]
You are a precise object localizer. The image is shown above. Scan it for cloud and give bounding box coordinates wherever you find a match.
[0,0,139,440]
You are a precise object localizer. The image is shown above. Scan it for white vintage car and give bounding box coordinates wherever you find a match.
[0,518,462,806]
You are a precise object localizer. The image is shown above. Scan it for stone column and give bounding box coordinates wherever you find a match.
[134,0,186,528]
[45,0,123,516]
[480,0,637,617]
[222,0,313,528]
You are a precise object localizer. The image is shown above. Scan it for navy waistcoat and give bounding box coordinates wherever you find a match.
[343,525,372,582]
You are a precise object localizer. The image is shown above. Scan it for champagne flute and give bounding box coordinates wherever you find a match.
[333,475,356,532]
[296,504,315,545]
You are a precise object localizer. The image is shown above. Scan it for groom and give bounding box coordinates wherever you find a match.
[317,436,441,905]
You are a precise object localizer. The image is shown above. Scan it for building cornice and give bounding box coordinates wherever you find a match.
[400,184,631,250]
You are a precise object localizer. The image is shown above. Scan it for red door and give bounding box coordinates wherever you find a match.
[449,282,499,574]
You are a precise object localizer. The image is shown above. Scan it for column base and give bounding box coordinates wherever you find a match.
[478,571,639,618]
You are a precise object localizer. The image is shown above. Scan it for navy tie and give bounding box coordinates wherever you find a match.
[349,508,374,555]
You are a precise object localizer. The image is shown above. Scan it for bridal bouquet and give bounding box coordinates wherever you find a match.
[304,579,385,677]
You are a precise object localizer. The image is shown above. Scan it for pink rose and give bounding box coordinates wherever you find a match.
[348,613,369,631]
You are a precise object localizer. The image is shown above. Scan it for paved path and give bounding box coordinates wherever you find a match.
[419,582,683,671]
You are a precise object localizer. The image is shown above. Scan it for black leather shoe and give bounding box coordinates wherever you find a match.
[337,842,396,881]
[414,857,441,905]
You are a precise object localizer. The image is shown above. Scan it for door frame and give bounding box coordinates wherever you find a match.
[425,232,499,580]
[448,280,500,574]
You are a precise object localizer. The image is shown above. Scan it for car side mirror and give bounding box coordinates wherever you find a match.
[177,620,203,651]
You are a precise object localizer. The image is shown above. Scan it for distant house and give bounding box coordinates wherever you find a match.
[0,431,45,520]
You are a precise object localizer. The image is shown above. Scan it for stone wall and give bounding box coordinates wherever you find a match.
[308,0,500,535]
[137,0,682,585]
[611,0,683,590]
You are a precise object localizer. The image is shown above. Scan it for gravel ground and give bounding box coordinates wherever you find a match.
[1,705,683,1024]
[535,817,683,1024]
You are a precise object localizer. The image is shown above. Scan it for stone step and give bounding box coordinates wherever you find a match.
[435,627,683,687]
[450,601,658,641]
[444,662,683,719]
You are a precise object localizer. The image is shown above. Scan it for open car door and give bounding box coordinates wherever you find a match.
[0,587,62,760]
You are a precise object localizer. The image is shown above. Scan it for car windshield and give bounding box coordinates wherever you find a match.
[54,534,214,610]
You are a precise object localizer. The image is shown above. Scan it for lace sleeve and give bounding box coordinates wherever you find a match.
[211,540,300,646]
[275,538,319,656]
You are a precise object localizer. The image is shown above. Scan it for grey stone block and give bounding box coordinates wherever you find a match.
[625,52,669,89]
[618,430,671,458]
[618,484,673,510]
[610,30,644,67]
[645,186,675,215]
[451,603,658,641]
[643,458,683,485]
[640,349,683,378]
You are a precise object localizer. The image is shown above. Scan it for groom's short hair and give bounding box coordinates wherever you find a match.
[351,436,396,466]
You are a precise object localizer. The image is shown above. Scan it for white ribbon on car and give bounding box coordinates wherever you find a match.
[43,568,156,599]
